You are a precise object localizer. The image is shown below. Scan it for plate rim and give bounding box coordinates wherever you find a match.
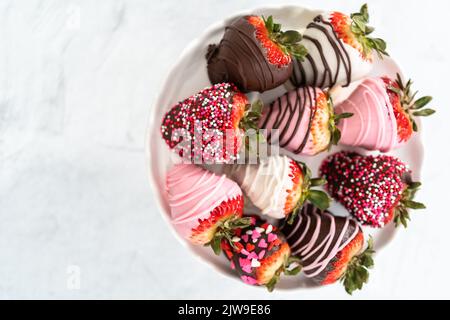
[145,3,424,291]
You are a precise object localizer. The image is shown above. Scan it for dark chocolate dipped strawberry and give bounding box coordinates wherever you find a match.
[291,4,388,88]
[282,203,375,294]
[335,74,435,152]
[221,217,301,291]
[259,87,352,156]
[207,15,307,92]
[320,152,426,228]
[161,83,263,163]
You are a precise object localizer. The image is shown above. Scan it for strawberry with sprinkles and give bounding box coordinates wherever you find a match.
[221,217,301,291]
[320,152,426,228]
[161,83,262,163]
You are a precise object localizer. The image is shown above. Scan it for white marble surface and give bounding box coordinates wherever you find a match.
[0,0,449,299]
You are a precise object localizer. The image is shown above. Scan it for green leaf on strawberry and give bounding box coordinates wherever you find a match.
[262,15,308,61]
[309,177,327,187]
[265,256,302,292]
[413,109,436,117]
[341,236,375,295]
[288,162,332,224]
[307,190,331,211]
[388,73,436,133]
[393,180,426,228]
[206,216,253,255]
[349,4,388,58]
[327,95,353,148]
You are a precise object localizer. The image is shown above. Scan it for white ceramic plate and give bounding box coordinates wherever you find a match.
[147,5,424,290]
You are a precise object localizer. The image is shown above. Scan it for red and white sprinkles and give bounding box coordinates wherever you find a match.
[320,152,409,228]
[160,83,242,163]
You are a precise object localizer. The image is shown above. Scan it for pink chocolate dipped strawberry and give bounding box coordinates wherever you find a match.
[282,204,375,294]
[161,83,262,163]
[335,75,435,152]
[259,87,352,156]
[221,217,300,291]
[291,4,388,88]
[320,152,425,228]
[166,164,250,251]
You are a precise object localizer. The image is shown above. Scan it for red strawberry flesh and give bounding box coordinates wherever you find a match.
[190,195,244,244]
[382,77,414,143]
[283,160,304,214]
[329,12,368,61]
[256,242,290,285]
[322,231,364,285]
[247,16,291,67]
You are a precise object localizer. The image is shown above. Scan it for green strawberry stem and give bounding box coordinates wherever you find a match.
[262,15,308,61]
[388,73,436,132]
[393,181,426,228]
[288,162,332,225]
[350,4,388,58]
[341,236,375,295]
[240,100,266,153]
[206,216,253,255]
[240,100,263,131]
[327,95,353,148]
[266,256,302,292]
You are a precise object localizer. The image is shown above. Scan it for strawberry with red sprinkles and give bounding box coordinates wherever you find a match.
[320,152,425,228]
[221,217,300,291]
[161,83,262,163]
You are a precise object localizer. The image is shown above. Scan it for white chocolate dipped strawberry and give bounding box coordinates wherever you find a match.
[291,4,388,89]
[224,155,330,220]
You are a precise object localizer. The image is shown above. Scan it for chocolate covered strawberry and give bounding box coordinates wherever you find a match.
[224,155,331,220]
[207,15,307,92]
[282,204,375,294]
[221,217,301,291]
[320,152,426,228]
[161,83,262,163]
[335,75,435,152]
[259,87,352,156]
[291,4,387,88]
[166,164,251,251]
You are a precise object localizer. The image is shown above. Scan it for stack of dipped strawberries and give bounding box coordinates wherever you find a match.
[159,4,435,294]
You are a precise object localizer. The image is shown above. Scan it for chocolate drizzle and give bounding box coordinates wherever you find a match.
[291,15,352,88]
[260,87,318,154]
[206,16,293,93]
[281,204,361,282]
